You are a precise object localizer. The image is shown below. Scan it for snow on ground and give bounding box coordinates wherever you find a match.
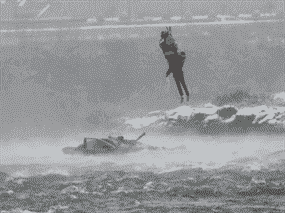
[124,101,285,135]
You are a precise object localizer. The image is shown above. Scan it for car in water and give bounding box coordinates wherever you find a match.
[62,132,146,155]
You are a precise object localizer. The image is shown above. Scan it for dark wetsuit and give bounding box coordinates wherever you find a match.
[160,38,189,97]
[166,53,189,97]
[159,38,178,63]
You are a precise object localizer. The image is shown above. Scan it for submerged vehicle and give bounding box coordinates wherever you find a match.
[62,132,146,155]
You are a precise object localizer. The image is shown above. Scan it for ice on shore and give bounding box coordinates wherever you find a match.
[124,104,285,134]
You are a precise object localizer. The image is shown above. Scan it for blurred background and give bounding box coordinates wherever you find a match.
[0,0,283,23]
[0,1,283,126]
[0,0,284,137]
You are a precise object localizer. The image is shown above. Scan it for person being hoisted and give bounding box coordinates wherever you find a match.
[159,27,190,104]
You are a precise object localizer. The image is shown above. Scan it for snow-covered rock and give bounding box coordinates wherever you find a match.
[124,104,285,134]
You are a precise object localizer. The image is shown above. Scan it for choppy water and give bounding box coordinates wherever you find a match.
[0,20,284,178]
[1,132,285,177]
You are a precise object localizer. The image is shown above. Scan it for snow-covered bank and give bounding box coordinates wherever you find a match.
[124,102,285,135]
